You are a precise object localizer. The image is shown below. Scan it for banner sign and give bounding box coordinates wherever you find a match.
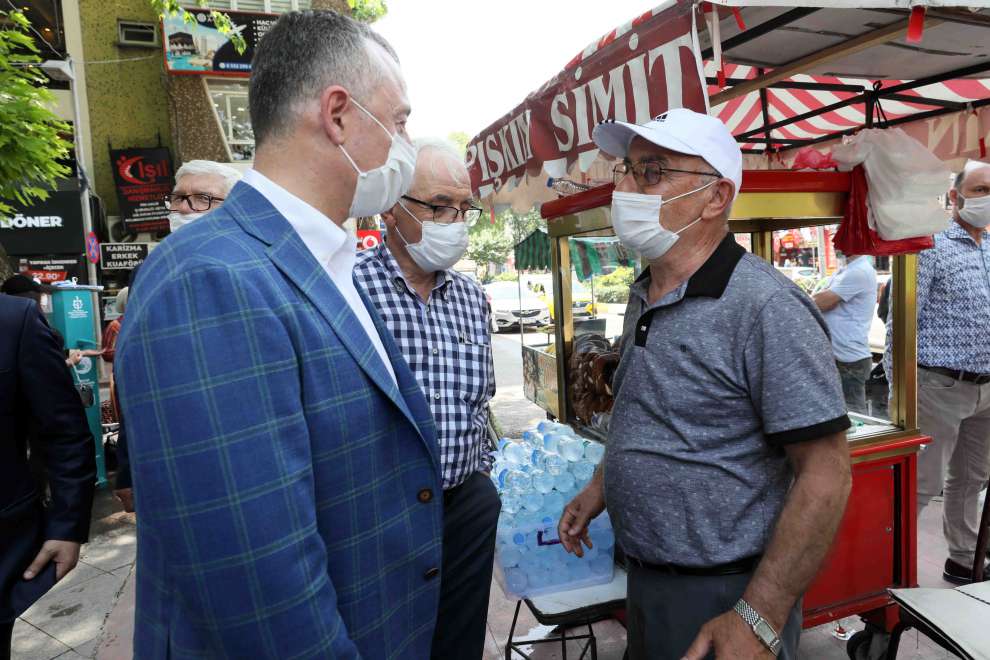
[162,7,278,77]
[110,147,174,232]
[100,242,151,271]
[0,189,85,255]
[14,255,87,283]
[466,0,707,198]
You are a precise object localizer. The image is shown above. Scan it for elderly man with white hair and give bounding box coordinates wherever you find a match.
[354,137,497,660]
[164,159,242,233]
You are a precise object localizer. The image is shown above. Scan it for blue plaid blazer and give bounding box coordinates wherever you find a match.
[116,182,443,659]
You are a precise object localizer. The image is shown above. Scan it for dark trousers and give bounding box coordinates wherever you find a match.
[430,471,501,660]
[1,504,57,660]
[836,358,873,415]
[626,563,802,660]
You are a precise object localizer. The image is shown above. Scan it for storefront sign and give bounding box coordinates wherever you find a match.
[162,8,278,77]
[0,189,85,255]
[466,2,706,198]
[110,147,174,232]
[100,242,151,271]
[13,255,87,283]
[356,230,382,251]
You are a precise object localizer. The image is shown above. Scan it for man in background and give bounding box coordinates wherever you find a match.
[164,159,241,233]
[0,294,96,660]
[813,253,878,415]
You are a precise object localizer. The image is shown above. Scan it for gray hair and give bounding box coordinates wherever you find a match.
[175,160,242,195]
[413,137,470,188]
[249,10,398,147]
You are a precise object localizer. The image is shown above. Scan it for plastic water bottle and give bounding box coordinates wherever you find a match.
[521,491,544,512]
[543,433,562,455]
[505,470,532,493]
[505,568,528,594]
[522,430,542,448]
[572,461,595,484]
[543,490,565,514]
[531,469,556,494]
[501,493,521,514]
[502,441,529,465]
[537,420,566,434]
[584,442,605,464]
[554,471,576,493]
[559,437,587,462]
[501,546,522,568]
[541,453,568,476]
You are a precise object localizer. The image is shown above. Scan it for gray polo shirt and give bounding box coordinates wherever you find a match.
[604,234,849,567]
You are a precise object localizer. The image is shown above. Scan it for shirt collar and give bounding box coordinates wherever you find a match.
[631,233,745,303]
[242,169,350,271]
[375,237,452,299]
[946,218,990,245]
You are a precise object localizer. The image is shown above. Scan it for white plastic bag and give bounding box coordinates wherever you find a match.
[831,128,951,240]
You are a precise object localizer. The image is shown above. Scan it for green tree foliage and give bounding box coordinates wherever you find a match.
[0,9,72,216]
[150,1,247,54]
[471,206,543,243]
[447,130,470,157]
[591,265,634,304]
[348,0,388,22]
[467,224,513,281]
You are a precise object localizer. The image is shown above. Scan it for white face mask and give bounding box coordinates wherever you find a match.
[168,211,205,233]
[339,99,416,218]
[394,201,469,273]
[958,192,990,229]
[610,180,717,260]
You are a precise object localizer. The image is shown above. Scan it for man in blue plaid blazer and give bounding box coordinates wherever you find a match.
[116,12,443,659]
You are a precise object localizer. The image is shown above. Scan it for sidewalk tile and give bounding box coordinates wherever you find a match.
[21,571,125,651]
[11,619,72,660]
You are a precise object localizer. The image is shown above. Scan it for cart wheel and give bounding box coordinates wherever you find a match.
[846,626,890,660]
[846,630,870,660]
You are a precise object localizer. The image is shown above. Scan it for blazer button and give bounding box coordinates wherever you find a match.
[417,488,433,503]
[424,567,440,580]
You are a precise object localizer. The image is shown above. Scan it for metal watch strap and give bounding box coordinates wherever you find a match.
[733,599,782,656]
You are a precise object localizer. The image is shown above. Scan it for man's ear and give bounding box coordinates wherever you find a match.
[381,207,398,228]
[703,179,735,220]
[948,188,959,208]
[319,85,352,146]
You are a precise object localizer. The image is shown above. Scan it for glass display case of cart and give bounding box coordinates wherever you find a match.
[536,170,920,450]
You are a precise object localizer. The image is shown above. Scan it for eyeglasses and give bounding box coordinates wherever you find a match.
[163,193,225,212]
[612,160,721,188]
[402,195,483,226]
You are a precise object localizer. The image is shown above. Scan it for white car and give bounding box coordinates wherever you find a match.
[484,281,551,332]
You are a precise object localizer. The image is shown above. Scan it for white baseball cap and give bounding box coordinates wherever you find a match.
[592,108,743,197]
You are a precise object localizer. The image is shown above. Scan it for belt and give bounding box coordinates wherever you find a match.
[624,554,762,577]
[919,365,990,386]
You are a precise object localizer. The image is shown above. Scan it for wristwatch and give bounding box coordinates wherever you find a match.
[733,599,782,656]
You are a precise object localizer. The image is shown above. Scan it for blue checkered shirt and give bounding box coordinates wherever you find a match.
[917,221,990,373]
[354,240,496,489]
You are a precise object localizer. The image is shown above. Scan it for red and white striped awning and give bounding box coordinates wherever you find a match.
[709,62,990,153]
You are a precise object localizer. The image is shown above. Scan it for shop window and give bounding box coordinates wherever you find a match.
[769,226,893,427]
[208,80,255,161]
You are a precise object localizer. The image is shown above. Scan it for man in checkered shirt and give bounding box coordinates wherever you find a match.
[354,138,499,660]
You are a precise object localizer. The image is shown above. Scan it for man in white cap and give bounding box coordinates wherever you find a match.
[913,159,990,584]
[556,109,852,659]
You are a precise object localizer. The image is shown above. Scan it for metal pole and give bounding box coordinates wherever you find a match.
[67,57,98,287]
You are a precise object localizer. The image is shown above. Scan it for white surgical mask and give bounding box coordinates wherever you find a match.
[339,99,416,218]
[610,180,716,260]
[394,200,468,273]
[168,211,205,233]
[958,192,990,229]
